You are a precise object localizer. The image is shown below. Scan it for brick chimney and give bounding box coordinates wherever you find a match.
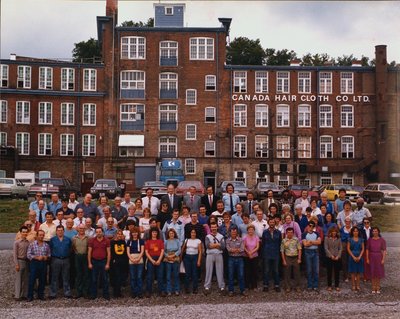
[290,59,301,66]
[106,0,118,24]
[351,60,362,67]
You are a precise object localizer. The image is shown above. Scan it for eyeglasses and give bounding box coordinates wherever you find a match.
[364,221,370,224]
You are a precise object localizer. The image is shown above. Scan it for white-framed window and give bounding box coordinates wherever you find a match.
[165,6,173,15]
[298,72,311,93]
[159,72,178,98]
[16,101,30,124]
[159,41,178,66]
[0,132,7,146]
[234,135,247,158]
[255,135,268,158]
[205,107,216,123]
[319,72,332,94]
[340,72,353,94]
[83,69,96,91]
[159,136,177,157]
[255,104,268,127]
[277,104,290,127]
[189,37,214,60]
[0,100,7,123]
[299,178,311,187]
[341,105,354,127]
[38,102,52,125]
[17,66,31,88]
[320,173,332,185]
[320,135,333,158]
[298,104,311,127]
[277,71,289,93]
[185,124,197,140]
[298,136,312,158]
[255,71,268,93]
[16,132,30,155]
[38,133,52,156]
[233,71,247,93]
[341,136,354,158]
[256,171,268,183]
[276,136,290,158]
[319,105,332,127]
[61,68,75,90]
[120,104,144,121]
[205,140,216,157]
[234,171,246,184]
[39,67,53,90]
[278,175,289,187]
[342,172,354,185]
[159,104,177,130]
[82,134,96,156]
[0,65,8,87]
[234,104,247,127]
[83,104,96,126]
[121,70,145,90]
[119,147,144,158]
[121,36,146,59]
[60,134,74,156]
[185,159,196,175]
[61,103,74,125]
[186,89,197,105]
[205,75,216,91]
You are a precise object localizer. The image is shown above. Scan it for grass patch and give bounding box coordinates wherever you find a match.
[0,199,399,233]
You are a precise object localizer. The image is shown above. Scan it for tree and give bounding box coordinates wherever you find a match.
[301,53,333,66]
[226,37,266,65]
[72,38,101,63]
[335,54,355,66]
[265,48,297,66]
[120,18,154,27]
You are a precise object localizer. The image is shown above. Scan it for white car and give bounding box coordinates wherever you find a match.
[0,178,29,199]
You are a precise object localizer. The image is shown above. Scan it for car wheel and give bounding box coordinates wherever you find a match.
[364,196,371,204]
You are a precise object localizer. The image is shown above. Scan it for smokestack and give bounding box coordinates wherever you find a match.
[106,0,118,24]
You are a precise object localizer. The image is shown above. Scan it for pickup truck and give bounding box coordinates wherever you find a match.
[28,178,79,198]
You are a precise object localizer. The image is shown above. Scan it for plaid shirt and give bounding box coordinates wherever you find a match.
[27,240,51,260]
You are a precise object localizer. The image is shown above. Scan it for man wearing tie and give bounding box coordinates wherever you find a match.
[201,185,220,215]
[222,183,240,215]
[141,188,160,216]
[240,191,258,215]
[260,190,278,214]
[161,184,182,214]
[33,200,48,225]
[183,186,201,213]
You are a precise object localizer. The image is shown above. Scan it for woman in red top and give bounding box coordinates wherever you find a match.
[144,227,165,297]
[366,227,387,294]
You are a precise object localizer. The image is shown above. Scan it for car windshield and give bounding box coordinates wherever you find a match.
[259,183,278,189]
[334,185,353,191]
[144,182,165,187]
[95,181,116,187]
[291,185,308,190]
[41,179,64,186]
[178,181,201,188]
[380,184,399,191]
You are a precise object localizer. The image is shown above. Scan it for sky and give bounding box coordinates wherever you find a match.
[1,0,399,62]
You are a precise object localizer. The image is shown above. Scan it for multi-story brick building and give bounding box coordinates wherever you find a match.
[1,0,399,192]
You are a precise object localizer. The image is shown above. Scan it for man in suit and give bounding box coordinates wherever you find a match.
[183,186,201,213]
[240,191,258,216]
[260,190,278,215]
[201,185,220,215]
[161,184,182,214]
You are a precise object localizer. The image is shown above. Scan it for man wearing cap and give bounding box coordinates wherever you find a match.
[302,220,321,291]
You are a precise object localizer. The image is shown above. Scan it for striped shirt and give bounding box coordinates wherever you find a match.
[27,240,51,260]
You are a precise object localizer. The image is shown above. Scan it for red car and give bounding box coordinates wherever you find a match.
[286,184,319,201]
[175,181,205,196]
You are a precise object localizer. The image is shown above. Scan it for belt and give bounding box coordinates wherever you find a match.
[17,258,28,261]
[53,256,68,260]
[229,256,243,258]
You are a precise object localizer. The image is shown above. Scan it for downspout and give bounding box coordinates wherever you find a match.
[76,65,82,188]
[316,68,320,177]
[229,68,233,179]
[216,31,220,184]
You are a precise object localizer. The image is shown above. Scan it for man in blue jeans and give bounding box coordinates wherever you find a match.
[262,218,282,292]
[302,220,321,291]
[226,225,246,296]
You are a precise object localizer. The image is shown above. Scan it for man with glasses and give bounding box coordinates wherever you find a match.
[32,199,48,225]
[27,211,41,232]
[353,198,372,228]
[15,221,37,242]
[13,226,30,300]
[29,192,48,211]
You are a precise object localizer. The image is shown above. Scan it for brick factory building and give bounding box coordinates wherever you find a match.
[1,0,399,192]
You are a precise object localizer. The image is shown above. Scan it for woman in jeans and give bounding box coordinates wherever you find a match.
[144,227,165,297]
[182,229,202,294]
[324,226,342,291]
[340,217,352,282]
[164,229,181,296]
[127,227,144,298]
[243,224,260,290]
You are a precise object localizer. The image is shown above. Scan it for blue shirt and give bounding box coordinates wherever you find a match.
[231,213,244,226]
[198,214,209,225]
[75,202,99,222]
[33,208,48,223]
[301,231,320,250]
[104,227,118,239]
[262,228,282,258]
[127,239,144,254]
[64,228,78,240]
[295,214,309,233]
[48,201,62,217]
[50,236,72,258]
[222,193,240,214]
[335,198,345,213]
[29,200,48,211]
[317,200,334,214]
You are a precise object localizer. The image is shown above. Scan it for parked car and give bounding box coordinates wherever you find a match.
[140,181,168,199]
[28,178,79,198]
[323,184,360,202]
[90,179,122,199]
[250,182,282,201]
[286,184,319,201]
[175,181,205,196]
[216,181,249,200]
[361,183,400,204]
[0,178,29,199]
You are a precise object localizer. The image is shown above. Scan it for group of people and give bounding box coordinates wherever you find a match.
[13,184,387,301]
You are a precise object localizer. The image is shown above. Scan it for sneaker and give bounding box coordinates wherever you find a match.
[274,286,281,293]
[228,291,234,297]
[220,288,226,295]
[167,292,172,297]
[204,288,210,296]
[175,291,180,296]
[313,288,319,293]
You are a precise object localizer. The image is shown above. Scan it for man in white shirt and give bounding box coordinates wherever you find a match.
[52,210,67,228]
[141,188,160,216]
[97,206,117,229]
[252,209,268,238]
[121,192,134,210]
[73,208,86,228]
[67,192,79,211]
[294,190,310,214]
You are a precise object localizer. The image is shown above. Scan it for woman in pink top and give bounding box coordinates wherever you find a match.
[366,227,387,294]
[281,213,302,240]
[243,224,260,290]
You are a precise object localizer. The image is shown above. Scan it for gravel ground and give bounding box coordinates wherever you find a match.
[1,248,399,318]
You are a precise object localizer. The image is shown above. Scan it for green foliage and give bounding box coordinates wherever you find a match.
[72,38,101,63]
[265,48,297,66]
[301,53,334,66]
[120,18,154,27]
[226,37,266,65]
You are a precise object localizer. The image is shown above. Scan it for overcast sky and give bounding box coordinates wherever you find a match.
[1,0,399,62]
